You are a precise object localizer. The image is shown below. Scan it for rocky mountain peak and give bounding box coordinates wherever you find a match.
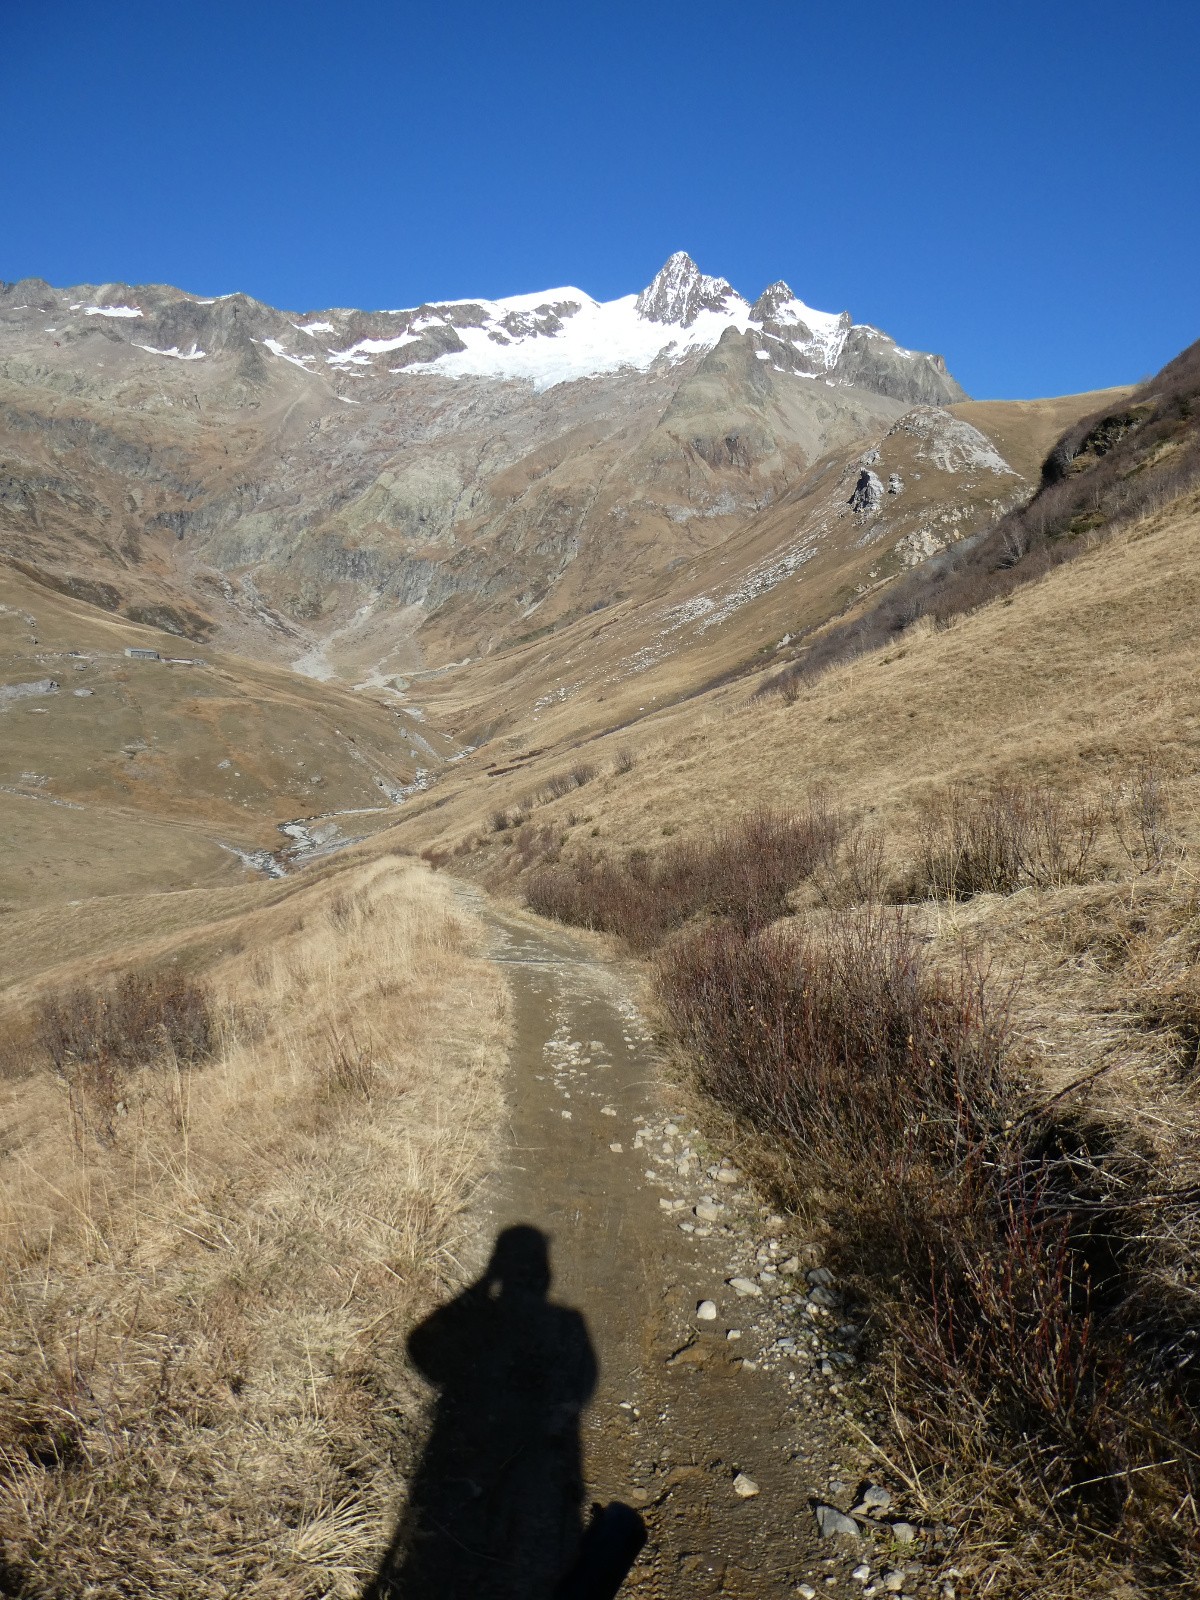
[749,281,797,321]
[635,251,742,328]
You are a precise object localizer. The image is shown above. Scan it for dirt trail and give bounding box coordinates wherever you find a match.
[458,890,893,1600]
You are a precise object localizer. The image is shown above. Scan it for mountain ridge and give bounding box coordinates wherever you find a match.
[1,251,964,405]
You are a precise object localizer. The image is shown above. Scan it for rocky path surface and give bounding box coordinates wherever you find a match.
[459,890,936,1600]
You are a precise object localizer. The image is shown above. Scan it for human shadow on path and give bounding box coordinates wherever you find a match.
[365,1224,609,1600]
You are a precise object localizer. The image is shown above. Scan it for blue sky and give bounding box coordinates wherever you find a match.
[3,0,1196,398]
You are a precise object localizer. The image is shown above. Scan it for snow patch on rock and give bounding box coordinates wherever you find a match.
[82,304,143,318]
[137,342,206,361]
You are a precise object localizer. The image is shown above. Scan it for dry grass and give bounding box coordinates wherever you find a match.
[397,485,1200,905]
[0,857,509,1598]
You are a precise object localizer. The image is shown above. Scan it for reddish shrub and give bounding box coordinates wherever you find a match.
[525,802,842,951]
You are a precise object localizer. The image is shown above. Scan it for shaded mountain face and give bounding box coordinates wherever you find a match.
[0,252,996,715]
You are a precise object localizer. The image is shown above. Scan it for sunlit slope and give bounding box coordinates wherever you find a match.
[407,387,1118,752]
[0,567,437,908]
[395,480,1200,862]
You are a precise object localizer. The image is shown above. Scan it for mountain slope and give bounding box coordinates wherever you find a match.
[0,565,441,909]
[0,253,965,683]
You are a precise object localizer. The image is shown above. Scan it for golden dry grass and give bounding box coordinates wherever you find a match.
[0,855,509,1598]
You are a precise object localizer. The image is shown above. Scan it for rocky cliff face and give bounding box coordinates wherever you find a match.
[634,252,742,326]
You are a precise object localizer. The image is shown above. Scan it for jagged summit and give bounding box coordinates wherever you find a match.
[0,255,966,404]
[634,251,743,327]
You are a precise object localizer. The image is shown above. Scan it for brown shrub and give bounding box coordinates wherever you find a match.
[656,910,1200,1577]
[515,822,561,869]
[657,909,1010,1171]
[37,970,215,1076]
[1109,756,1177,873]
[34,971,216,1145]
[540,771,576,800]
[525,801,842,951]
[914,779,1101,900]
[813,818,890,907]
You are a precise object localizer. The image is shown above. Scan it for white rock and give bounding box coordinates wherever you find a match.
[851,1565,871,1584]
[732,1472,759,1498]
[716,1166,741,1184]
[609,1143,623,1153]
[728,1277,763,1298]
[815,1504,861,1541]
[696,1300,718,1321]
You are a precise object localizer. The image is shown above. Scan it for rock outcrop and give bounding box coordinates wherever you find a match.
[849,469,885,517]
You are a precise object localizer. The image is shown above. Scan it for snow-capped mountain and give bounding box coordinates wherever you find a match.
[1,253,963,405]
[313,252,960,400]
[1,244,1041,740]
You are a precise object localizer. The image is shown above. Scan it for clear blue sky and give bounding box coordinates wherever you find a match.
[3,0,1196,399]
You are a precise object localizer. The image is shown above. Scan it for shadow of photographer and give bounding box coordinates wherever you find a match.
[365,1224,616,1599]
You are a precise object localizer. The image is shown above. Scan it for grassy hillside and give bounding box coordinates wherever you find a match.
[0,855,508,1598]
[0,566,442,909]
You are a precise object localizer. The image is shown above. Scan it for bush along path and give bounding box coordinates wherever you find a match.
[434,886,953,1600]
